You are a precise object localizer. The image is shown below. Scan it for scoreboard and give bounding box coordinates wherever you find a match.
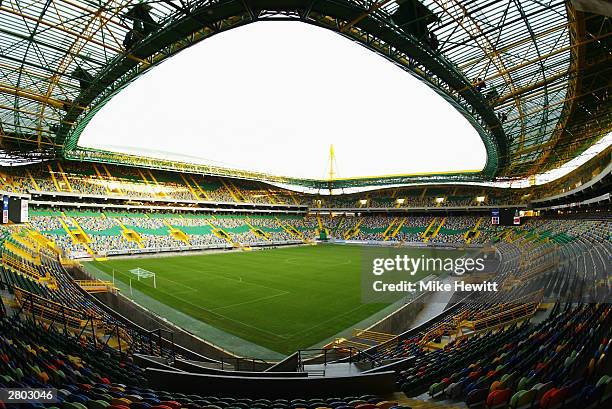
[492,208,521,226]
[1,195,29,224]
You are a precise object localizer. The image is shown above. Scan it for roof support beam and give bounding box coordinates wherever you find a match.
[0,83,69,110]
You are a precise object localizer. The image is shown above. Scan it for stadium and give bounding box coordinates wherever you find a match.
[0,0,610,408]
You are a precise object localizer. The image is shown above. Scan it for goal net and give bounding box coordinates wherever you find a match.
[129,268,157,288]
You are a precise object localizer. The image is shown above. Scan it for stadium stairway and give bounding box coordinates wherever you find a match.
[188,174,211,200]
[344,218,364,240]
[383,218,399,240]
[317,213,324,229]
[220,178,245,202]
[390,218,407,239]
[136,168,155,195]
[180,173,203,200]
[91,164,113,194]
[206,218,238,247]
[100,163,125,195]
[58,213,95,255]
[422,218,438,242]
[146,169,168,198]
[26,228,59,255]
[464,218,483,244]
[426,218,447,242]
[160,218,190,244]
[24,168,41,191]
[109,214,144,249]
[286,189,301,205]
[410,279,457,328]
[46,163,64,192]
[245,220,271,242]
[55,162,73,192]
[275,217,306,242]
[267,188,285,205]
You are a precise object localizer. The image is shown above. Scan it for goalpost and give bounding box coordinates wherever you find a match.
[129,268,157,288]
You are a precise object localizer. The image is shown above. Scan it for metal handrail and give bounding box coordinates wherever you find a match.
[1,280,177,361]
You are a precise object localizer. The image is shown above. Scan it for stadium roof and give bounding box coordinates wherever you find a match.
[0,0,609,189]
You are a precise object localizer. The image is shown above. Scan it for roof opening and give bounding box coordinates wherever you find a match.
[79,21,486,179]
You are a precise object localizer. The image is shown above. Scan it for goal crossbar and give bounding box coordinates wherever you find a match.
[129,268,157,288]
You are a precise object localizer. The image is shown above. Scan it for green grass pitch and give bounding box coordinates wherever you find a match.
[86,244,428,354]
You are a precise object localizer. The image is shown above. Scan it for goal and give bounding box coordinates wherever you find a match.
[129,268,157,288]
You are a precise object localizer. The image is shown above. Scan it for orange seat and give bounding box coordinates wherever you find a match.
[111,398,132,407]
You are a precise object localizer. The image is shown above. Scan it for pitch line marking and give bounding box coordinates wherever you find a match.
[177,263,289,293]
[114,267,290,340]
[283,257,353,268]
[157,275,200,292]
[283,289,391,339]
[210,291,290,312]
[119,265,292,340]
[172,289,199,296]
[134,282,291,341]
[131,278,288,340]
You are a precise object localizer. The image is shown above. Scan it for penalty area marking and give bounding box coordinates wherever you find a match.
[120,268,291,341]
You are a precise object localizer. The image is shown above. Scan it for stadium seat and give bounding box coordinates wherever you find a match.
[465,388,488,408]
[486,388,512,409]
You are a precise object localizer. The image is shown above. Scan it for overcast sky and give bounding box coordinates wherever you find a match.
[79,21,486,179]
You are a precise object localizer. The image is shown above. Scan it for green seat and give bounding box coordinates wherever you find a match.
[429,381,445,397]
[517,376,531,391]
[509,390,527,408]
[13,367,23,380]
[516,389,536,408]
[596,375,610,387]
[63,403,86,409]
[86,400,110,409]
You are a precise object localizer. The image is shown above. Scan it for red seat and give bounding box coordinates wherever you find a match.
[540,387,568,408]
[486,388,512,407]
[78,383,92,391]
[539,387,558,408]
[160,402,181,409]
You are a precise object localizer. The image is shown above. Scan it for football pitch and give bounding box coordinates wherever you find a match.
[85,244,430,354]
